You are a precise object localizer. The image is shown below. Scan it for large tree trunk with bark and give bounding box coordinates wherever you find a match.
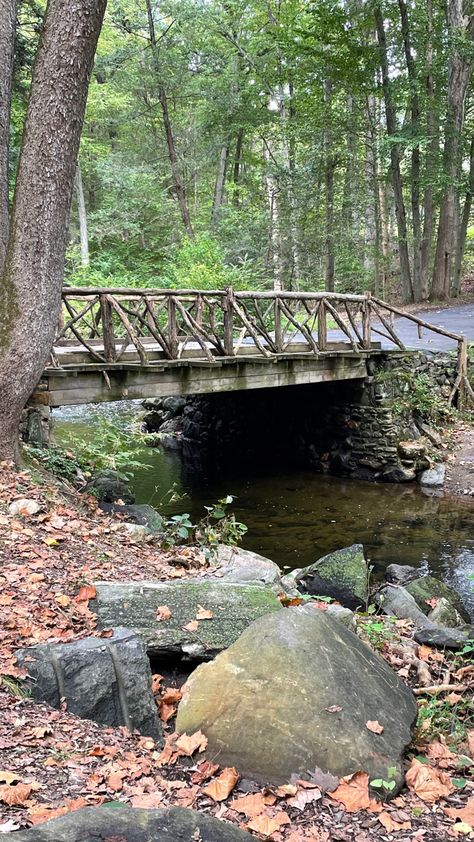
[453,135,474,296]
[0,0,107,462]
[431,1,473,300]
[420,0,437,300]
[0,0,16,274]
[375,4,413,303]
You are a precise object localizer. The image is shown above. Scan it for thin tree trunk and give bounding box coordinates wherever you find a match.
[211,141,229,226]
[232,128,244,208]
[420,0,437,300]
[75,160,90,267]
[145,0,194,239]
[399,0,422,300]
[0,0,16,275]
[453,135,474,296]
[0,0,107,462]
[375,4,413,302]
[431,1,474,299]
[263,140,283,291]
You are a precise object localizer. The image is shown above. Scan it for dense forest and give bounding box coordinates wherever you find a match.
[10,0,474,303]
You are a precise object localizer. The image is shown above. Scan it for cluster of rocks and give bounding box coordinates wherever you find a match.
[142,395,187,449]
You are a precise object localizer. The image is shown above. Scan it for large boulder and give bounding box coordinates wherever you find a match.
[86,470,135,504]
[295,544,368,609]
[91,581,282,659]
[405,576,470,623]
[6,806,253,841]
[209,545,282,588]
[176,608,417,793]
[15,628,162,742]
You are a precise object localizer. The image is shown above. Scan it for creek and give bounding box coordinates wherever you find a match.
[53,401,474,617]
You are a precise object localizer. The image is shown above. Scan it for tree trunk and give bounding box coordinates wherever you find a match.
[431,1,473,299]
[0,0,107,462]
[453,135,474,296]
[420,0,437,300]
[211,141,229,226]
[323,79,336,292]
[399,0,422,300]
[0,0,16,274]
[145,0,194,239]
[232,128,244,208]
[75,160,90,267]
[263,140,283,291]
[375,4,413,302]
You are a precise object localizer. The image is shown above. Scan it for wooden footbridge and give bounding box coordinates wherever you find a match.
[31,288,471,408]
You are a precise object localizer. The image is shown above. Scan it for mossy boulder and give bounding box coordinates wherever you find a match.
[405,576,470,623]
[295,544,368,609]
[176,608,417,793]
[91,580,282,659]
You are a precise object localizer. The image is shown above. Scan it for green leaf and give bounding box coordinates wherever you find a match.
[370,779,383,788]
[177,527,189,538]
[452,778,467,789]
[384,780,396,791]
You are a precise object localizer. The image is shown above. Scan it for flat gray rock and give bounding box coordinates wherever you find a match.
[5,806,253,841]
[209,545,282,587]
[419,464,446,487]
[385,564,421,585]
[295,544,368,609]
[176,608,417,794]
[91,581,282,659]
[15,628,162,742]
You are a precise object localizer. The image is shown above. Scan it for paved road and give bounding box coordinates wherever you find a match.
[387,303,474,352]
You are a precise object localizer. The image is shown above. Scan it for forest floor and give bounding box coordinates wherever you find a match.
[444,421,474,498]
[0,463,473,840]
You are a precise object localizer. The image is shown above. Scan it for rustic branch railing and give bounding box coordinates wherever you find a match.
[52,287,473,406]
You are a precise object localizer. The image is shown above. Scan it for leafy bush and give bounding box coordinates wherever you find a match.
[161,495,248,559]
[59,419,153,480]
[159,234,260,290]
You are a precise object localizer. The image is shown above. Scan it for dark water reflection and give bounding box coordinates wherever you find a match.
[53,403,474,617]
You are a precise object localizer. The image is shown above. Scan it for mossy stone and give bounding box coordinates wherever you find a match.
[405,576,470,623]
[295,544,368,609]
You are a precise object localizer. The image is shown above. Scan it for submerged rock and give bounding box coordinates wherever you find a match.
[176,608,417,793]
[7,806,253,841]
[419,464,446,487]
[405,576,470,623]
[91,581,282,659]
[295,544,368,609]
[15,628,162,742]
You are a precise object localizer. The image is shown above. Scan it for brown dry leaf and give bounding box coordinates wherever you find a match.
[159,702,177,723]
[467,731,474,760]
[196,605,214,620]
[378,810,411,832]
[246,810,291,837]
[450,822,474,836]
[444,796,474,826]
[330,771,380,813]
[28,798,88,826]
[176,730,208,757]
[131,792,164,809]
[366,720,384,734]
[405,757,454,803]
[183,620,199,632]
[230,792,268,818]
[190,760,220,784]
[75,585,97,603]
[417,645,433,662]
[106,772,124,792]
[161,687,182,704]
[426,740,457,769]
[0,783,32,806]
[156,605,172,621]
[0,773,18,785]
[54,593,71,607]
[287,787,322,810]
[275,784,298,797]
[202,767,239,802]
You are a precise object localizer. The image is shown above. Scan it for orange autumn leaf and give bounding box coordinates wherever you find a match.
[159,702,177,723]
[230,792,268,818]
[156,605,172,621]
[183,619,199,632]
[196,604,214,620]
[405,758,453,803]
[54,593,71,607]
[202,767,239,801]
[176,730,208,756]
[131,792,164,809]
[246,810,291,837]
[378,810,411,832]
[75,585,96,603]
[28,798,88,826]
[444,796,474,826]
[366,720,384,734]
[330,771,381,813]
[426,740,457,769]
[106,772,124,792]
[161,687,182,704]
[0,783,32,806]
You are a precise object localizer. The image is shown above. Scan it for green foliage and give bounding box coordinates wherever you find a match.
[370,767,397,793]
[60,419,152,480]
[357,614,397,650]
[159,235,260,291]
[24,443,84,482]
[161,495,248,558]
[376,369,456,426]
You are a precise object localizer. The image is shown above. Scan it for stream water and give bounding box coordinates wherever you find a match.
[52,402,474,618]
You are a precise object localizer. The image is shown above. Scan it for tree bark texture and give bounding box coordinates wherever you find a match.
[0,0,16,275]
[420,0,437,300]
[0,0,107,461]
[232,128,244,208]
[375,4,413,303]
[431,0,474,299]
[211,141,229,225]
[453,135,474,296]
[75,160,90,267]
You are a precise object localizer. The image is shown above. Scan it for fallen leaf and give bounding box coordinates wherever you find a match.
[444,796,474,826]
[467,731,474,760]
[0,783,32,806]
[405,757,453,802]
[246,810,291,837]
[366,720,384,734]
[305,767,340,792]
[426,740,457,769]
[54,594,71,607]
[230,792,268,818]
[75,585,96,603]
[106,772,124,792]
[378,810,411,832]
[417,645,433,662]
[161,687,182,704]
[450,821,473,836]
[196,605,213,620]
[183,620,199,632]
[191,760,220,784]
[156,605,172,621]
[131,792,164,809]
[203,767,239,801]
[28,798,88,825]
[0,773,18,785]
[8,499,40,517]
[176,731,208,757]
[287,787,322,810]
[325,704,342,714]
[330,772,380,813]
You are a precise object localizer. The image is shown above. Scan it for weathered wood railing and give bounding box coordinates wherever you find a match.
[51,287,473,406]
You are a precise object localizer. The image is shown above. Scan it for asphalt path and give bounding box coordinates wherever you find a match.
[378,303,474,352]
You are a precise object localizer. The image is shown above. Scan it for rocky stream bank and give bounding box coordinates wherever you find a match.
[0,464,473,840]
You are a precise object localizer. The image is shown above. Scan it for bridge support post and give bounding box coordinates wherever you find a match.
[362,292,372,349]
[317,300,327,350]
[223,287,234,356]
[100,295,116,362]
